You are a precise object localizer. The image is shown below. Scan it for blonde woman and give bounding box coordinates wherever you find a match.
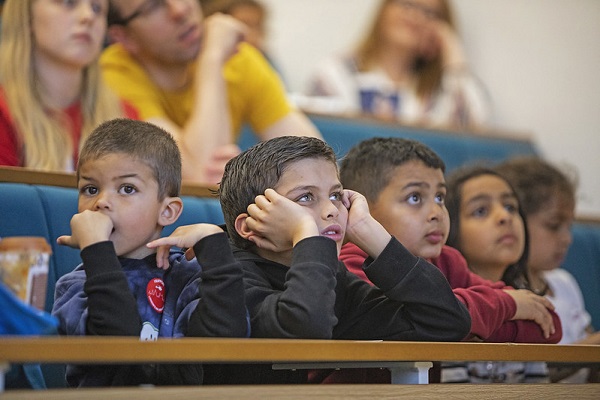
[0,0,137,171]
[306,0,489,129]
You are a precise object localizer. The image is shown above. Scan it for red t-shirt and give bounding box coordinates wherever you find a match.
[0,89,139,169]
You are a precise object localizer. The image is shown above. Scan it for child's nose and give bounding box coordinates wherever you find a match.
[428,203,444,221]
[93,193,111,210]
[496,207,513,225]
[560,226,573,246]
[76,1,96,22]
[323,200,340,220]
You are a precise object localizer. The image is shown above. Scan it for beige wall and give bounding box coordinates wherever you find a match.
[261,0,600,217]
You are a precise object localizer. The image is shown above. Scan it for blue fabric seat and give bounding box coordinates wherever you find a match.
[563,223,600,331]
[238,115,538,174]
[0,182,225,388]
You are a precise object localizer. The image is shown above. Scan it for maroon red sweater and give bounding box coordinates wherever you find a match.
[309,243,562,384]
[341,243,562,343]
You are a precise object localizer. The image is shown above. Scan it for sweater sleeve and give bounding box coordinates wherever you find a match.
[81,241,142,336]
[186,232,248,338]
[437,247,517,340]
[486,310,563,343]
[244,236,339,339]
[352,237,471,341]
[438,247,561,343]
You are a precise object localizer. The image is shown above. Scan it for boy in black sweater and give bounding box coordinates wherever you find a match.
[206,135,470,384]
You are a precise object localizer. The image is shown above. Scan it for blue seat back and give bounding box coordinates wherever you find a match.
[238,115,538,173]
[563,222,600,331]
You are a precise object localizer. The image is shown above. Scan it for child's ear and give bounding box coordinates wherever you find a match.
[158,197,183,227]
[234,213,258,242]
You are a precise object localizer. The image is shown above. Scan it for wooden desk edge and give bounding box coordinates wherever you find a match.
[1,337,599,364]
[4,384,600,400]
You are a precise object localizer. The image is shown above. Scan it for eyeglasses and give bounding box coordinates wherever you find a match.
[111,0,167,26]
[393,0,443,21]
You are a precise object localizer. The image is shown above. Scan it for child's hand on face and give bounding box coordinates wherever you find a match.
[504,289,556,339]
[245,188,319,252]
[57,210,113,250]
[343,189,374,243]
[343,190,391,258]
[146,224,224,270]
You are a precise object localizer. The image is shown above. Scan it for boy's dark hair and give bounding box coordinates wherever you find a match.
[78,118,181,199]
[340,137,445,203]
[495,156,577,217]
[219,136,337,250]
[445,165,532,292]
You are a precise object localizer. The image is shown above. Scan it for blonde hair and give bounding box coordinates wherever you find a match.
[355,0,455,100]
[0,0,125,170]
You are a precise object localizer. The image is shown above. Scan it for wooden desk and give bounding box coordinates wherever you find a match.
[3,337,600,364]
[3,384,600,400]
[1,337,599,388]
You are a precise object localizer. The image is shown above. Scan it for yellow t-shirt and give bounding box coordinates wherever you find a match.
[100,43,291,139]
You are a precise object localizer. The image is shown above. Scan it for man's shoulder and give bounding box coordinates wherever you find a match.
[228,43,264,63]
[100,43,146,76]
[100,43,128,63]
[224,43,272,76]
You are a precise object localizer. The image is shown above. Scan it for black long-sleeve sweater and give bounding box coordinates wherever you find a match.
[204,235,470,384]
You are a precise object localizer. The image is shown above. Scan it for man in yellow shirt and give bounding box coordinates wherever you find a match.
[103,0,320,184]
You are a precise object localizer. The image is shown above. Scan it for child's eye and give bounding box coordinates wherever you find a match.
[435,192,445,205]
[80,185,98,196]
[330,192,343,202]
[119,185,137,195]
[296,193,314,203]
[91,1,107,15]
[504,202,518,214]
[472,207,488,217]
[406,193,421,205]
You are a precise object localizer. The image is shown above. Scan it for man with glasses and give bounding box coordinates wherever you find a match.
[102,0,321,185]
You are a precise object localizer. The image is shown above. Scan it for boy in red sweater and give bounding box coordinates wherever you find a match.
[325,137,561,383]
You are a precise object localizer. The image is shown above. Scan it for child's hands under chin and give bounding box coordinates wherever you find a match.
[147,224,224,270]
[244,188,318,252]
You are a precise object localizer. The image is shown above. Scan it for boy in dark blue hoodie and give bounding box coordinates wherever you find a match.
[52,118,247,387]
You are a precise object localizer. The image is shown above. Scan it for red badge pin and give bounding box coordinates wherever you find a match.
[146,278,165,313]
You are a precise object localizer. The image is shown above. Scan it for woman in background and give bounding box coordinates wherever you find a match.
[0,0,137,171]
[306,0,489,129]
